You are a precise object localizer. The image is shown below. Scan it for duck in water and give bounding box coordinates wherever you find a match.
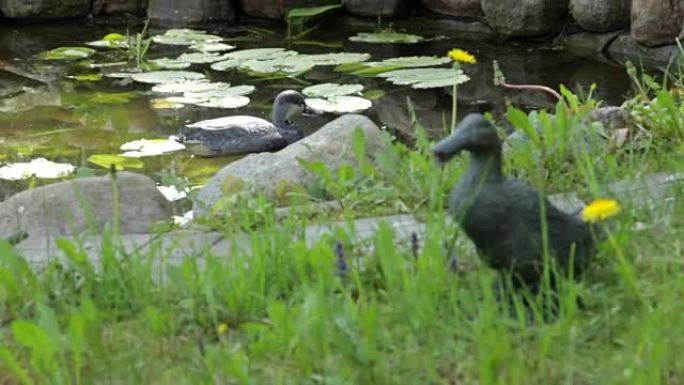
[432,114,595,289]
[176,90,315,157]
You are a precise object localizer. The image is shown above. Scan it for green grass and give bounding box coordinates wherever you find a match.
[2,65,684,384]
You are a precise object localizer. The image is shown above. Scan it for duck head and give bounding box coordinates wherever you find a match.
[272,90,317,126]
[431,113,502,165]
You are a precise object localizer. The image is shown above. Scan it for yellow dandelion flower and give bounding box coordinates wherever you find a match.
[581,199,620,223]
[447,48,477,64]
[217,323,228,336]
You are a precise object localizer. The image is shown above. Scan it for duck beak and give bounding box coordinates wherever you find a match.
[431,129,468,166]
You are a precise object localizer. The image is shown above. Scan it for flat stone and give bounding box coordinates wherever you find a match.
[606,34,678,67]
[305,214,424,246]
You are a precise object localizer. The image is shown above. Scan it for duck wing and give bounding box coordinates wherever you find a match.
[186,115,277,135]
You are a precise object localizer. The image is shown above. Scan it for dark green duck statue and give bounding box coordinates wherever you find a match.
[432,114,594,288]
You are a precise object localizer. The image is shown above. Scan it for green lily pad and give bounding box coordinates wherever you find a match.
[380,56,451,67]
[154,84,255,109]
[37,46,96,60]
[378,68,470,89]
[210,48,297,71]
[194,95,251,109]
[130,71,206,84]
[86,33,129,49]
[151,81,231,94]
[152,29,223,46]
[305,95,372,113]
[302,83,364,98]
[88,154,144,170]
[176,52,232,64]
[190,42,235,52]
[349,31,426,44]
[301,52,371,66]
[241,56,314,75]
[0,158,76,180]
[120,138,186,157]
[183,85,256,99]
[148,58,192,69]
[68,73,104,81]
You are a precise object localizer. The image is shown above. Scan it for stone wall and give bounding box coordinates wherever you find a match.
[0,0,681,47]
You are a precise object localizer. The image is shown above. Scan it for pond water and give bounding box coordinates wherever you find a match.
[0,16,632,201]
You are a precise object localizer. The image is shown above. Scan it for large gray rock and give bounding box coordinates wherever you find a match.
[0,0,90,18]
[344,0,411,17]
[570,0,629,32]
[92,0,148,15]
[421,0,482,17]
[239,0,339,19]
[148,0,235,24]
[481,0,568,37]
[631,0,684,46]
[0,172,172,239]
[607,33,678,67]
[194,114,389,216]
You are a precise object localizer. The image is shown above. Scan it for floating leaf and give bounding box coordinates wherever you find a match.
[0,158,75,180]
[148,58,192,69]
[210,48,297,71]
[152,29,223,45]
[86,33,129,49]
[379,68,469,89]
[87,154,144,170]
[158,185,188,201]
[380,56,451,67]
[190,42,235,52]
[37,46,96,60]
[68,73,103,81]
[194,95,251,109]
[241,56,314,75]
[301,52,371,66]
[362,89,386,100]
[305,95,372,113]
[183,85,255,99]
[349,31,426,44]
[302,83,363,98]
[176,52,232,64]
[287,4,343,19]
[130,71,206,84]
[151,80,230,94]
[120,138,186,157]
[151,98,185,109]
[335,62,402,76]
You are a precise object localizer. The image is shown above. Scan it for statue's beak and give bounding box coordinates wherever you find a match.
[431,129,468,166]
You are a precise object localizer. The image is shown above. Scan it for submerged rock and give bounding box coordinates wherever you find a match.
[631,0,684,46]
[193,114,388,216]
[148,0,235,24]
[433,114,595,288]
[0,0,91,18]
[0,172,172,239]
[421,0,483,18]
[570,0,630,32]
[239,0,339,19]
[481,0,568,37]
[344,0,412,17]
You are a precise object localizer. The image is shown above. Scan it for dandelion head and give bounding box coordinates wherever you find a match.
[217,323,228,336]
[447,48,477,64]
[581,199,620,223]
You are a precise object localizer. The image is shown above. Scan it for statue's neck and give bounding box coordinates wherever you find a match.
[466,149,503,182]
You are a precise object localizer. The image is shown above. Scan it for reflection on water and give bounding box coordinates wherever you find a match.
[0,16,632,200]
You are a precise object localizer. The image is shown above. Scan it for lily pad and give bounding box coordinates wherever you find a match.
[190,42,235,52]
[380,56,451,67]
[150,98,185,110]
[379,68,469,89]
[68,73,104,81]
[158,185,188,201]
[130,71,206,84]
[194,95,251,109]
[210,48,297,71]
[349,31,426,44]
[176,52,232,64]
[302,52,371,66]
[302,83,364,98]
[152,29,223,46]
[155,84,255,109]
[148,58,192,70]
[305,95,372,113]
[241,56,314,75]
[0,158,75,180]
[87,154,144,170]
[37,46,96,60]
[86,33,129,49]
[120,138,186,157]
[151,80,230,94]
[183,85,256,99]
